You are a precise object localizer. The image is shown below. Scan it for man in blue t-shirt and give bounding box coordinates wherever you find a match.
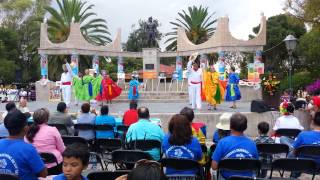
[292,112,320,164]
[211,113,259,179]
[0,110,47,180]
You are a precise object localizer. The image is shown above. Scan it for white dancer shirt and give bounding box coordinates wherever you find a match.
[60,63,73,106]
[187,60,202,109]
[60,64,72,84]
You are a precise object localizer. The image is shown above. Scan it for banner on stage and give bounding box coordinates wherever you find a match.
[49,85,61,102]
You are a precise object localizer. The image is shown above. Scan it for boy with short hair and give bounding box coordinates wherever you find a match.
[54,143,90,180]
[255,121,274,144]
[0,110,47,179]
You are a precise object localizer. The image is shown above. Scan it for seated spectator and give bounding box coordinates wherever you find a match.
[255,121,274,144]
[77,103,96,140]
[48,102,74,135]
[53,143,89,180]
[25,108,65,175]
[213,112,232,143]
[180,107,206,145]
[126,107,164,160]
[2,102,16,119]
[273,102,304,146]
[254,121,274,178]
[17,97,29,113]
[162,114,202,175]
[0,110,47,179]
[211,113,259,179]
[1,96,8,103]
[95,105,116,138]
[124,159,167,180]
[123,100,138,126]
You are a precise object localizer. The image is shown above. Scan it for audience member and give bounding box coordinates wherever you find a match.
[25,108,65,175]
[180,107,206,145]
[273,102,304,146]
[123,100,138,126]
[213,112,232,143]
[162,114,202,175]
[17,97,29,113]
[0,110,47,179]
[95,105,116,138]
[77,103,96,140]
[254,121,274,178]
[255,122,274,144]
[126,107,164,160]
[48,102,74,135]
[0,102,17,137]
[211,113,259,179]
[53,143,89,180]
[125,159,167,180]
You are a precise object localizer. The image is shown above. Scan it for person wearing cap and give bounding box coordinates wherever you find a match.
[60,59,73,107]
[0,110,47,179]
[213,112,232,143]
[187,52,202,110]
[128,73,140,100]
[96,71,122,104]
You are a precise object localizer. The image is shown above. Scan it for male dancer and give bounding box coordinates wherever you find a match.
[60,59,73,107]
[187,53,202,110]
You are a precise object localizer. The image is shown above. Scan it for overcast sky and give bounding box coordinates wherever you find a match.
[53,0,286,49]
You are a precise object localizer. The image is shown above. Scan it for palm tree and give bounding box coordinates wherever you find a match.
[45,0,111,80]
[45,0,111,45]
[165,5,217,51]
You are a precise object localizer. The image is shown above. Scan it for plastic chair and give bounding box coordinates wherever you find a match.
[160,158,204,180]
[87,170,130,180]
[275,129,301,139]
[48,123,69,136]
[40,152,61,175]
[62,136,88,147]
[295,145,320,157]
[89,152,105,170]
[112,150,152,170]
[74,123,95,131]
[128,139,162,158]
[0,174,19,180]
[270,158,317,179]
[217,158,261,180]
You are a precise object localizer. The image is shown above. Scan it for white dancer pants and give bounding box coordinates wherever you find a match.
[61,85,71,107]
[190,83,201,109]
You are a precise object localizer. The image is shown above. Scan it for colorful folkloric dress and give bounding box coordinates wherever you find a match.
[225,73,241,101]
[96,77,122,101]
[72,75,102,101]
[128,79,139,100]
[204,70,225,105]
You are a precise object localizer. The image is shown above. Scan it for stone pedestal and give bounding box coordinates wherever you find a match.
[142,48,160,82]
[35,81,56,101]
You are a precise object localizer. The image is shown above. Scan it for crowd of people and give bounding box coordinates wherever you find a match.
[0,96,319,179]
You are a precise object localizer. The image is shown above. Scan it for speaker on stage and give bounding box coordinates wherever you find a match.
[251,99,270,113]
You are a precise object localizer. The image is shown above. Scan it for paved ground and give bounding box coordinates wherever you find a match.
[0,100,251,115]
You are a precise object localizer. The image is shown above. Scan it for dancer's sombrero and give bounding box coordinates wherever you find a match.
[189,52,199,62]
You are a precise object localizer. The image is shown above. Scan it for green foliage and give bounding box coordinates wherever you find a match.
[251,14,306,74]
[298,29,320,75]
[280,71,314,92]
[124,19,162,52]
[123,58,143,73]
[165,5,217,51]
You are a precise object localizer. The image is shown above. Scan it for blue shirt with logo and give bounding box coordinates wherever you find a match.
[162,134,202,175]
[0,139,45,180]
[212,135,259,179]
[95,115,116,138]
[293,131,320,164]
[53,173,88,180]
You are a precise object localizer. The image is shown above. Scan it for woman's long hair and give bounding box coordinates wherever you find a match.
[26,108,49,142]
[168,114,192,145]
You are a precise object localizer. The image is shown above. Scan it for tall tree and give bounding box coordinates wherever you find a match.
[44,0,111,80]
[165,5,217,51]
[250,14,306,74]
[284,0,320,28]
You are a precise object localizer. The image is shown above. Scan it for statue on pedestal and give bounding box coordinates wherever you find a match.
[146,17,157,47]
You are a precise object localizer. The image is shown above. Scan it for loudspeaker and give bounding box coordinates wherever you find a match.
[251,99,270,113]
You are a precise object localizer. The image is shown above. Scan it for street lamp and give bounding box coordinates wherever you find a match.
[283,34,297,94]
